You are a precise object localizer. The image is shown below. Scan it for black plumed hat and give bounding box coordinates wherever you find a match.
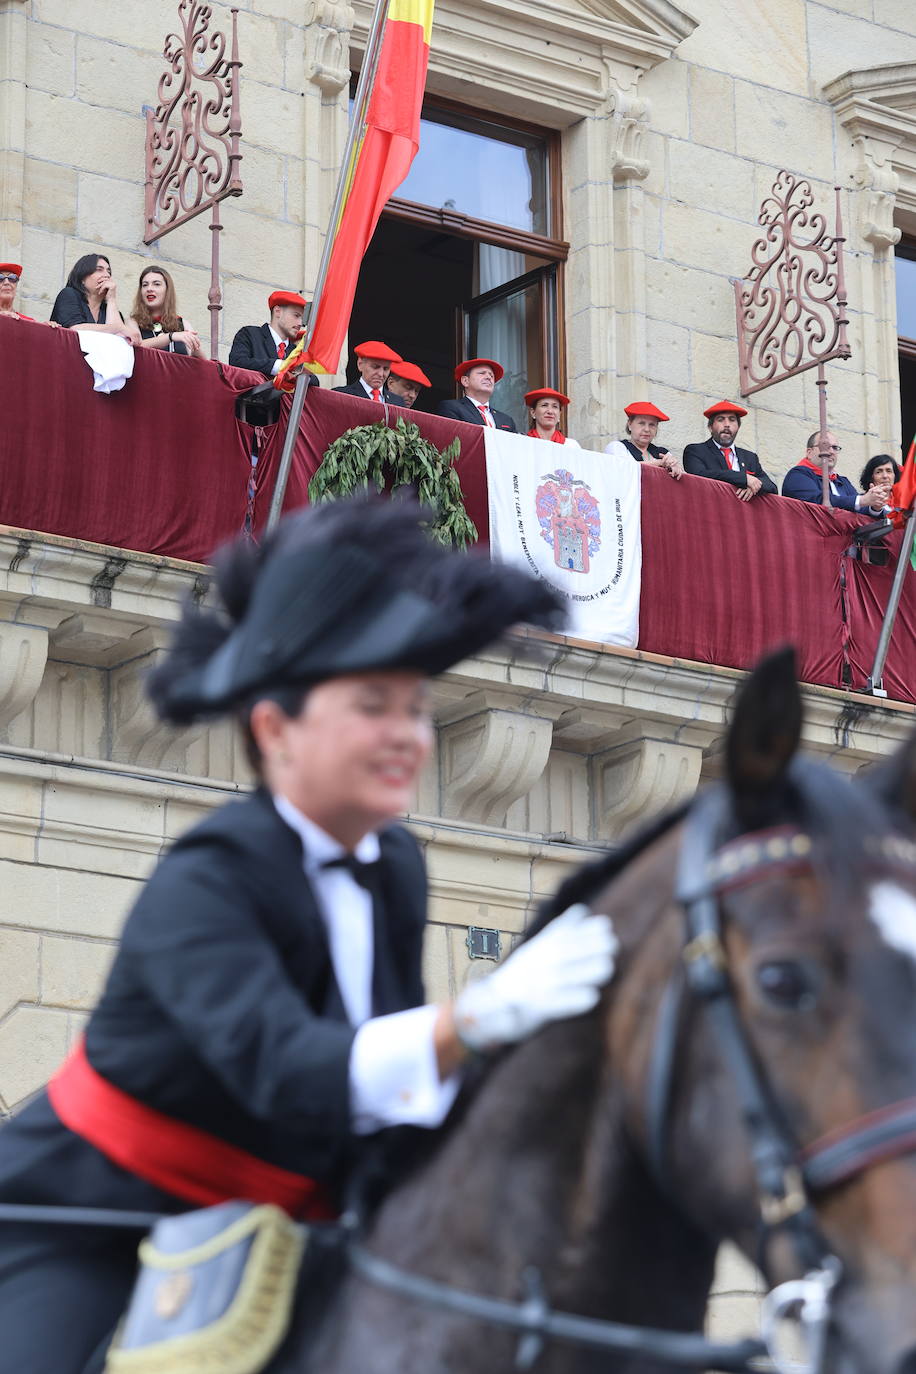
[148,497,565,725]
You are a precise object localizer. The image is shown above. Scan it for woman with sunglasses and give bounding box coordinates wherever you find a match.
[0,262,37,322]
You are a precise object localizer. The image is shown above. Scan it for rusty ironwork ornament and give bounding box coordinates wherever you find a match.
[145,0,242,242]
[735,170,850,396]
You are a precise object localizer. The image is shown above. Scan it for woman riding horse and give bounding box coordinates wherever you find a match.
[0,499,617,1372]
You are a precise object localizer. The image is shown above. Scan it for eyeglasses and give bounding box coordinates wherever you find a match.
[0,273,20,283]
[811,443,842,453]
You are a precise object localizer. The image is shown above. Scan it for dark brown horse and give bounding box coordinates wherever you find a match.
[301,650,916,1374]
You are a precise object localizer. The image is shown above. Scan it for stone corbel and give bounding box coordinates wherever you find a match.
[852,135,902,251]
[0,621,50,732]
[109,628,206,770]
[593,734,703,840]
[605,77,650,185]
[306,0,354,94]
[440,707,555,826]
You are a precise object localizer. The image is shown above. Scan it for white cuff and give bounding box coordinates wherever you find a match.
[349,1005,461,1134]
[271,358,282,375]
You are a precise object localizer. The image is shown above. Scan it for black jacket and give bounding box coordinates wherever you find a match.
[228,323,286,379]
[438,396,518,433]
[331,381,402,404]
[0,790,428,1212]
[682,438,777,494]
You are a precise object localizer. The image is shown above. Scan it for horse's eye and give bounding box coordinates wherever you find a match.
[756,960,819,1011]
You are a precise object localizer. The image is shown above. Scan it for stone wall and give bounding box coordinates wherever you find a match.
[2,0,916,472]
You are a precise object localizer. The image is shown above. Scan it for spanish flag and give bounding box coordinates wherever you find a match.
[277,0,433,385]
[890,435,916,567]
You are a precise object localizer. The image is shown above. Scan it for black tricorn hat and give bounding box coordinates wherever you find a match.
[148,497,565,725]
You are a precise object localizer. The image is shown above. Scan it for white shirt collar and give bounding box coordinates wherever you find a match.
[268,325,284,349]
[359,377,380,398]
[272,793,380,870]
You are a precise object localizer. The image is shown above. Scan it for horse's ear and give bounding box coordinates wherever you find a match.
[726,648,802,814]
[862,731,916,823]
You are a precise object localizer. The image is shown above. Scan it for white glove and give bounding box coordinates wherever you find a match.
[453,904,618,1052]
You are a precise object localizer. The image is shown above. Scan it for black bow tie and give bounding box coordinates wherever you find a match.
[321,854,379,890]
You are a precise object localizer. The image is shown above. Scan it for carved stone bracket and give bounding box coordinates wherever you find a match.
[440,707,555,826]
[109,629,206,770]
[824,64,916,250]
[606,81,650,184]
[851,134,902,251]
[306,0,355,94]
[592,734,703,841]
[0,622,50,732]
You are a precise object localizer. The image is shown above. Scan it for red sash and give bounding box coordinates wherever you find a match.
[48,1041,336,1219]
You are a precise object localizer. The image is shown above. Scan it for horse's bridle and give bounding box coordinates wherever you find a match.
[648,785,916,1271]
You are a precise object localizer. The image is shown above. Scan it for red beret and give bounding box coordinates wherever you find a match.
[703,399,748,418]
[624,401,668,421]
[268,290,307,310]
[525,387,570,407]
[354,340,402,363]
[0,263,22,276]
[454,357,504,383]
[390,361,431,387]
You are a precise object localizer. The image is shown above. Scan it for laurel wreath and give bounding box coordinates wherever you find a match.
[308,419,477,548]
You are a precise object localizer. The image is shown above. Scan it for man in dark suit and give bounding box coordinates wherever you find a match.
[387,360,431,409]
[332,340,403,403]
[782,430,892,513]
[682,399,777,501]
[228,290,307,378]
[438,357,518,432]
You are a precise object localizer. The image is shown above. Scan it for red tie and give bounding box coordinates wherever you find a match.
[372,388,380,402]
[477,404,493,428]
[277,341,286,360]
[722,446,737,471]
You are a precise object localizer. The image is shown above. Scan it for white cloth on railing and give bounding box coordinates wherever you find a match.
[486,430,642,648]
[77,333,135,394]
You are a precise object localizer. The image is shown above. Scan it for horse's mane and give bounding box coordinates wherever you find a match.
[525,801,691,939]
[526,753,885,941]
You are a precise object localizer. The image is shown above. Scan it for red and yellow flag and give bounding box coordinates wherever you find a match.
[276,0,433,387]
[890,435,916,567]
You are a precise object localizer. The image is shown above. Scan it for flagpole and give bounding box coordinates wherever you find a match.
[265,0,392,534]
[866,511,916,696]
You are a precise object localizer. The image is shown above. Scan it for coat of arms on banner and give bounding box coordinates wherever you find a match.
[535,469,601,574]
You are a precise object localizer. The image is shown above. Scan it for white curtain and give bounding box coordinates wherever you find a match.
[477,245,529,429]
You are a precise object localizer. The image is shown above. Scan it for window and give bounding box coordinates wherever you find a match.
[348,102,567,428]
[895,240,916,451]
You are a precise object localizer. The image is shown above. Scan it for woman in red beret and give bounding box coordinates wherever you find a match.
[525,388,579,447]
[604,402,683,479]
[0,263,37,323]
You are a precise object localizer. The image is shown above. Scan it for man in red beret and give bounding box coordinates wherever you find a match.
[387,360,431,409]
[682,400,777,501]
[438,358,517,432]
[228,290,308,379]
[333,340,403,403]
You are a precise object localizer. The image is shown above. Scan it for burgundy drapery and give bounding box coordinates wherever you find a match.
[1,316,913,701]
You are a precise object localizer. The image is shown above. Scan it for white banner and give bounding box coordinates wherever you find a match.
[485,431,642,647]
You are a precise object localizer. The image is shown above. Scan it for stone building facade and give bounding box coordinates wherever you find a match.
[3,0,916,1339]
[2,0,916,464]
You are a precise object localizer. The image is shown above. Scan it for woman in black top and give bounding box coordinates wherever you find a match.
[604,401,683,480]
[50,253,140,343]
[130,265,204,357]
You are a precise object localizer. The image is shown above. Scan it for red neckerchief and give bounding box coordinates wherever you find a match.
[798,456,838,483]
[528,427,566,444]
